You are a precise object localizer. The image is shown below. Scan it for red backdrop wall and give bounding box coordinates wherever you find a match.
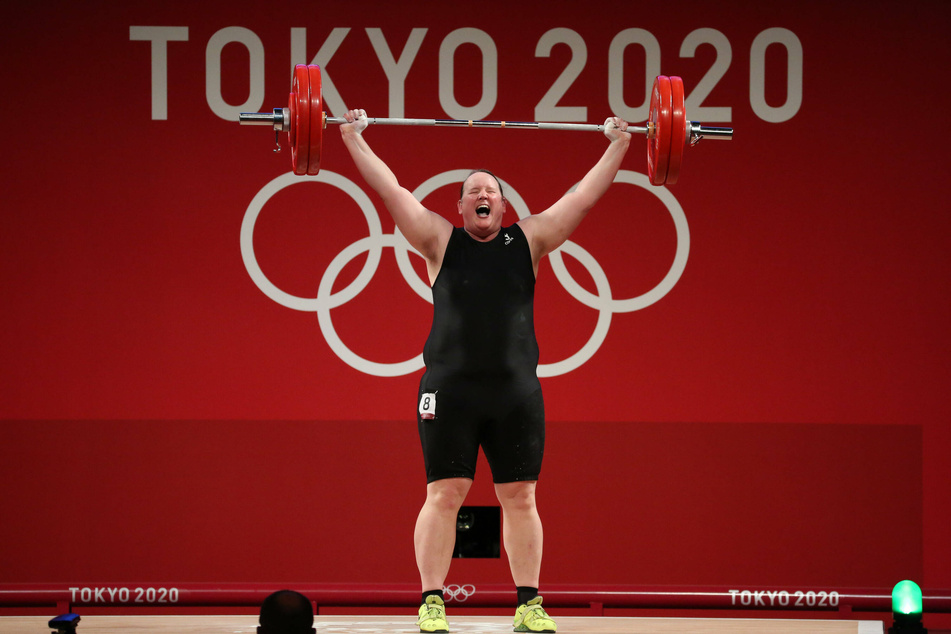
[2,0,948,609]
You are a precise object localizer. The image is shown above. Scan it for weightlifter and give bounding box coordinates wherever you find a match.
[340,108,631,633]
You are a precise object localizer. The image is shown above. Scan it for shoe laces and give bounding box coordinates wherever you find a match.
[523,602,550,621]
[422,601,445,620]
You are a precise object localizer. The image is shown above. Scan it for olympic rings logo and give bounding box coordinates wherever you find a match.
[240,169,689,377]
[443,584,476,602]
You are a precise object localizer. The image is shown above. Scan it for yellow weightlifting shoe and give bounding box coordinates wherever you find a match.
[417,595,449,633]
[513,596,556,632]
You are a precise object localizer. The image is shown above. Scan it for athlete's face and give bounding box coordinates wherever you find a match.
[458,172,506,240]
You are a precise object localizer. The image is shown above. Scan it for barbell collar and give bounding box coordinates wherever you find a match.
[239,108,290,131]
[688,122,733,143]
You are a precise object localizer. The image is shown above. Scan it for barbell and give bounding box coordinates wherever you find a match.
[239,64,732,186]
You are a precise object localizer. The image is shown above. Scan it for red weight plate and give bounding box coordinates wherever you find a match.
[291,64,311,175]
[306,65,323,175]
[666,76,687,185]
[647,76,672,186]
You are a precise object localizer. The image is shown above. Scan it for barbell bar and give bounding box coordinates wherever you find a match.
[239,64,733,185]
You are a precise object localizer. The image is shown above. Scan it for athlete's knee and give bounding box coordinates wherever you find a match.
[426,477,472,512]
[495,480,537,512]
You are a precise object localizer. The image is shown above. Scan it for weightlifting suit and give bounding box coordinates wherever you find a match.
[417,224,545,483]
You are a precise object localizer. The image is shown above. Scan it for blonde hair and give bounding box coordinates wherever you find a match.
[459,169,504,199]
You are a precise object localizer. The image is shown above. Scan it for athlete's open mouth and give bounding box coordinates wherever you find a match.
[476,204,490,218]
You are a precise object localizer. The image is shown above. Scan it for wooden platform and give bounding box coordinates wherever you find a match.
[0,614,884,633]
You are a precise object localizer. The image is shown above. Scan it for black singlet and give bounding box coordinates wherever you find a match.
[416,224,545,483]
[421,224,540,400]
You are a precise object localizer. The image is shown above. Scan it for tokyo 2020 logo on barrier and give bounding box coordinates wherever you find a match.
[240,170,689,377]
